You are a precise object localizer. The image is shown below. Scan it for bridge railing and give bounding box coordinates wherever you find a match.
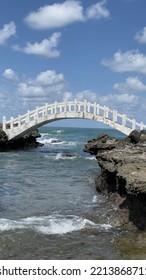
[2,100,146,133]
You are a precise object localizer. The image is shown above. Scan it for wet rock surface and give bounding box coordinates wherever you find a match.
[84,130,146,230]
[0,128,43,151]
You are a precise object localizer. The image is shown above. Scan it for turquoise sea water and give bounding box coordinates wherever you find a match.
[0,126,146,260]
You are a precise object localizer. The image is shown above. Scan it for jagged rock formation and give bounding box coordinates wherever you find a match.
[84,130,146,230]
[0,128,43,151]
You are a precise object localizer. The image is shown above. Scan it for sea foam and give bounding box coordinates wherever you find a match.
[0,215,112,235]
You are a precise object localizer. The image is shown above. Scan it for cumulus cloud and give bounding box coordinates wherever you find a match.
[114,76,146,93]
[24,0,110,30]
[12,32,61,58]
[100,93,137,105]
[75,90,98,102]
[35,70,64,86]
[3,68,18,81]
[17,70,66,104]
[99,92,141,121]
[135,26,146,44]
[24,0,84,30]
[86,0,110,20]
[0,21,16,45]
[101,50,146,74]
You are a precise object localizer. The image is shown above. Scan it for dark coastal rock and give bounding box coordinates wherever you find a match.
[63,154,79,158]
[84,130,146,230]
[0,128,43,151]
[0,129,8,144]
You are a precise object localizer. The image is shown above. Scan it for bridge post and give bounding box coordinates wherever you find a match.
[64,101,67,112]
[132,119,136,130]
[122,114,127,126]
[93,102,96,115]
[54,101,57,113]
[96,104,99,115]
[140,122,144,130]
[74,99,77,112]
[35,107,39,120]
[2,116,6,130]
[84,100,87,113]
[10,117,14,129]
[18,115,21,128]
[26,110,30,122]
[104,106,109,118]
[113,110,117,122]
[87,102,90,113]
[45,103,48,116]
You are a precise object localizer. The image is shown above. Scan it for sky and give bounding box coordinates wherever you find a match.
[0,0,146,128]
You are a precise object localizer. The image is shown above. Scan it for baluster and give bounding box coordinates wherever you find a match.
[10,117,14,129]
[132,119,136,130]
[54,101,57,114]
[87,102,90,113]
[45,103,48,116]
[2,116,6,130]
[27,110,30,122]
[93,102,97,115]
[113,110,118,122]
[74,99,77,112]
[122,114,126,126]
[18,115,21,128]
[84,100,87,113]
[96,104,99,115]
[140,122,144,131]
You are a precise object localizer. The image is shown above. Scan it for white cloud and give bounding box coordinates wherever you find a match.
[36,70,64,86]
[0,21,16,45]
[102,50,146,74]
[75,90,98,102]
[12,32,61,58]
[135,26,146,44]
[114,76,146,93]
[17,70,66,103]
[99,92,141,121]
[86,0,110,20]
[63,91,73,101]
[3,68,18,81]
[100,93,137,105]
[24,0,110,30]
[24,0,84,30]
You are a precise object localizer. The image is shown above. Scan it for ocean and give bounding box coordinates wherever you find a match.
[0,126,146,260]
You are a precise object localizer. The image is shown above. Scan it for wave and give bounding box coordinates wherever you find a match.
[55,153,79,160]
[39,137,77,146]
[56,130,64,134]
[39,138,65,145]
[85,156,96,160]
[92,195,98,203]
[0,215,112,235]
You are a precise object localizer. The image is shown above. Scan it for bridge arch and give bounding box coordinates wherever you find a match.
[2,100,146,140]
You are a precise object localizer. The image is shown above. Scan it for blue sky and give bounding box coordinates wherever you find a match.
[0,0,146,127]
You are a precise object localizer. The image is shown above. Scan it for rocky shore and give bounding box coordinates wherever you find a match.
[0,128,43,151]
[84,130,146,230]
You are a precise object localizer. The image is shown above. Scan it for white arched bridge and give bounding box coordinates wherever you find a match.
[2,100,146,140]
